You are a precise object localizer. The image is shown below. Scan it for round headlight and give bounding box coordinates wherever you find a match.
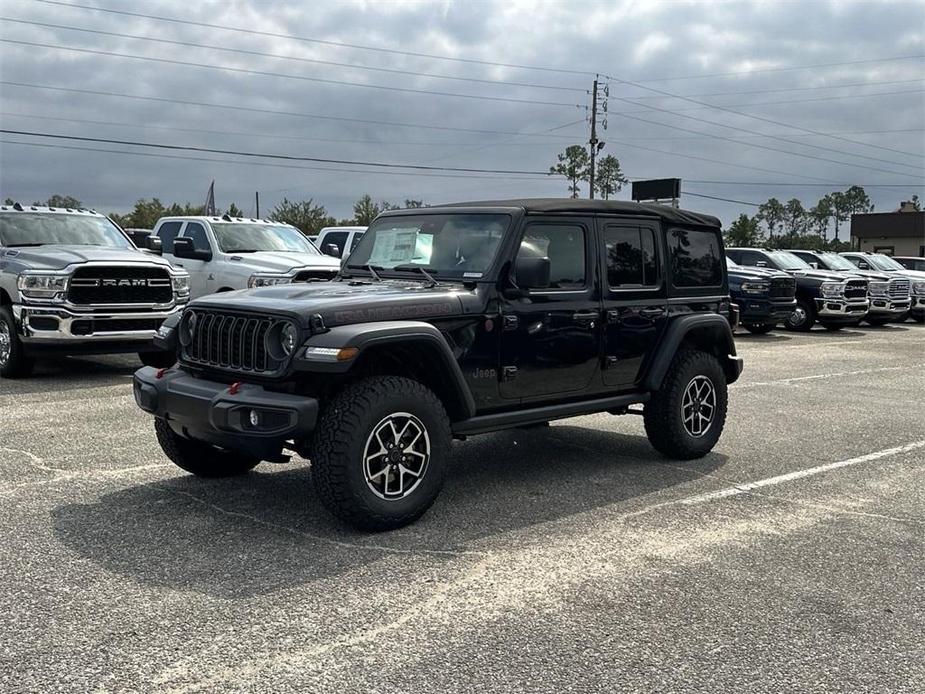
[281,322,299,355]
[179,311,197,347]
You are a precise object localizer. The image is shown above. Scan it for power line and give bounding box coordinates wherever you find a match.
[0,16,586,94]
[682,180,925,188]
[0,38,584,109]
[0,128,558,175]
[627,78,924,100]
[0,80,582,139]
[680,191,761,207]
[30,0,595,77]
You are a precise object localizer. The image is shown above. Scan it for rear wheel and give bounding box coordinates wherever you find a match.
[644,349,728,460]
[0,306,34,378]
[154,417,259,477]
[312,376,451,530]
[744,323,775,335]
[784,299,815,332]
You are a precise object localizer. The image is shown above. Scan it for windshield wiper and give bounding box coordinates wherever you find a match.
[346,263,384,281]
[393,265,438,287]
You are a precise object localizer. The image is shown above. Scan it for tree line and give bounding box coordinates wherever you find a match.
[5,194,426,235]
[548,145,628,199]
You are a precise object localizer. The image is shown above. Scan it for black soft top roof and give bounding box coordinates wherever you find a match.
[428,198,720,229]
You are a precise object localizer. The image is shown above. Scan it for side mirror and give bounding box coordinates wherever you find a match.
[809,262,818,269]
[325,243,341,257]
[514,255,551,290]
[172,236,212,261]
[145,236,163,255]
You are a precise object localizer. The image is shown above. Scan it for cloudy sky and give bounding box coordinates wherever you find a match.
[0,0,923,225]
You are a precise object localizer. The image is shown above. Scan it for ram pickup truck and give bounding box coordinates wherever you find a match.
[134,198,742,530]
[789,250,910,326]
[726,257,796,334]
[726,248,869,331]
[0,203,190,378]
[314,225,367,259]
[152,215,341,300]
[841,251,925,323]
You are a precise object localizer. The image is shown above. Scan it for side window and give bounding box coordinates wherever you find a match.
[157,221,183,254]
[738,250,765,267]
[604,226,658,288]
[518,223,586,289]
[322,231,349,257]
[181,222,210,251]
[668,227,722,286]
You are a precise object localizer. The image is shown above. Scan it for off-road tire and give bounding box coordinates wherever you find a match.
[311,376,451,531]
[139,350,176,368]
[0,305,34,378]
[912,313,925,324]
[744,323,775,335]
[784,299,815,332]
[864,315,893,327]
[154,417,259,477]
[644,349,728,460]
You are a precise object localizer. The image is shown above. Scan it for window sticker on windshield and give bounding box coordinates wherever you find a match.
[463,272,483,278]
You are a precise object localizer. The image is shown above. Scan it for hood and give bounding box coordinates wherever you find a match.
[224,251,340,273]
[820,268,890,281]
[190,279,469,326]
[897,268,925,281]
[2,245,173,272]
[784,268,852,282]
[727,265,789,280]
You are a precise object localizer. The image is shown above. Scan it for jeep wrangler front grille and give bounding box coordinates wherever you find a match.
[182,310,282,374]
[888,278,911,299]
[769,277,796,298]
[68,266,173,305]
[844,279,868,299]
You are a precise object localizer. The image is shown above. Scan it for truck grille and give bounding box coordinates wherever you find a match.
[293,269,338,282]
[889,277,911,299]
[769,277,796,298]
[844,279,868,299]
[69,266,173,305]
[182,310,285,374]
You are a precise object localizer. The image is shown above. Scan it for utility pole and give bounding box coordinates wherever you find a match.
[588,77,599,200]
[255,191,260,218]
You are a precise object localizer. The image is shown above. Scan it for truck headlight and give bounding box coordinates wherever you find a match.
[739,281,770,295]
[171,273,190,300]
[913,281,925,296]
[17,272,69,299]
[868,281,888,297]
[248,273,293,288]
[820,281,845,298]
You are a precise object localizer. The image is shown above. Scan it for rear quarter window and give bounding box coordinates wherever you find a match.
[668,227,723,287]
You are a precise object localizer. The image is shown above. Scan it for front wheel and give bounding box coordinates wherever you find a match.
[311,376,451,531]
[912,313,925,324]
[864,315,893,326]
[644,349,728,460]
[784,299,815,332]
[744,323,776,335]
[0,305,34,378]
[154,417,259,477]
[139,350,176,368]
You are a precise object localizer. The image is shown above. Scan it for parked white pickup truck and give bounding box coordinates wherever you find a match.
[152,215,341,299]
[314,226,367,259]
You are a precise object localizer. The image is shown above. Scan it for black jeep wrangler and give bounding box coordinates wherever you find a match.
[134,200,742,530]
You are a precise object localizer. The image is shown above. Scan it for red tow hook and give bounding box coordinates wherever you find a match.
[155,368,169,380]
[229,382,241,395]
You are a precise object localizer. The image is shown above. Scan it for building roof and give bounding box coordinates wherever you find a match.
[851,210,925,239]
[428,198,721,228]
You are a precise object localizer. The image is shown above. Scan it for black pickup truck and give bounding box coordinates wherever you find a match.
[726,258,796,334]
[134,199,743,529]
[726,248,869,331]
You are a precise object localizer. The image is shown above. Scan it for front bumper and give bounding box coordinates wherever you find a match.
[867,296,912,317]
[14,303,182,346]
[133,367,318,459]
[814,297,869,323]
[911,295,925,316]
[737,297,797,325]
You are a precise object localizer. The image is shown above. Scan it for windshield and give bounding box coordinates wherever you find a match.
[818,253,858,271]
[0,213,131,248]
[211,223,319,254]
[767,250,811,270]
[866,254,905,271]
[347,213,510,279]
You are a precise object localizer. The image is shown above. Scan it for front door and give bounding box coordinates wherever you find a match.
[599,220,668,388]
[500,217,601,401]
[176,221,214,297]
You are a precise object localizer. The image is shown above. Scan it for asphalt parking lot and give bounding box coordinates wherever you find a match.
[1,322,923,693]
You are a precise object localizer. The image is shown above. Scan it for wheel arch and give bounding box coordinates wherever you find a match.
[0,287,11,306]
[643,314,741,390]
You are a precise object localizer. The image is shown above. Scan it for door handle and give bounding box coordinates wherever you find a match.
[640,307,665,318]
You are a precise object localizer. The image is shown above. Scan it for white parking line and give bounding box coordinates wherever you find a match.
[681,440,925,505]
[732,364,924,389]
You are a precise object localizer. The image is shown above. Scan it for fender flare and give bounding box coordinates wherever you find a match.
[299,320,476,419]
[642,314,741,390]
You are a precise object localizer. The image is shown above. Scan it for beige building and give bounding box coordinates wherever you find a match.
[851,201,925,257]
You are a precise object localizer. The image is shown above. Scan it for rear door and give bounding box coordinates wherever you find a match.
[599,219,668,388]
[499,216,601,401]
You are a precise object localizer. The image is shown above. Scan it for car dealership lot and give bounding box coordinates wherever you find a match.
[1,324,923,693]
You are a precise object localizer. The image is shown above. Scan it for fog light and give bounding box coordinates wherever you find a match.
[249,410,260,427]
